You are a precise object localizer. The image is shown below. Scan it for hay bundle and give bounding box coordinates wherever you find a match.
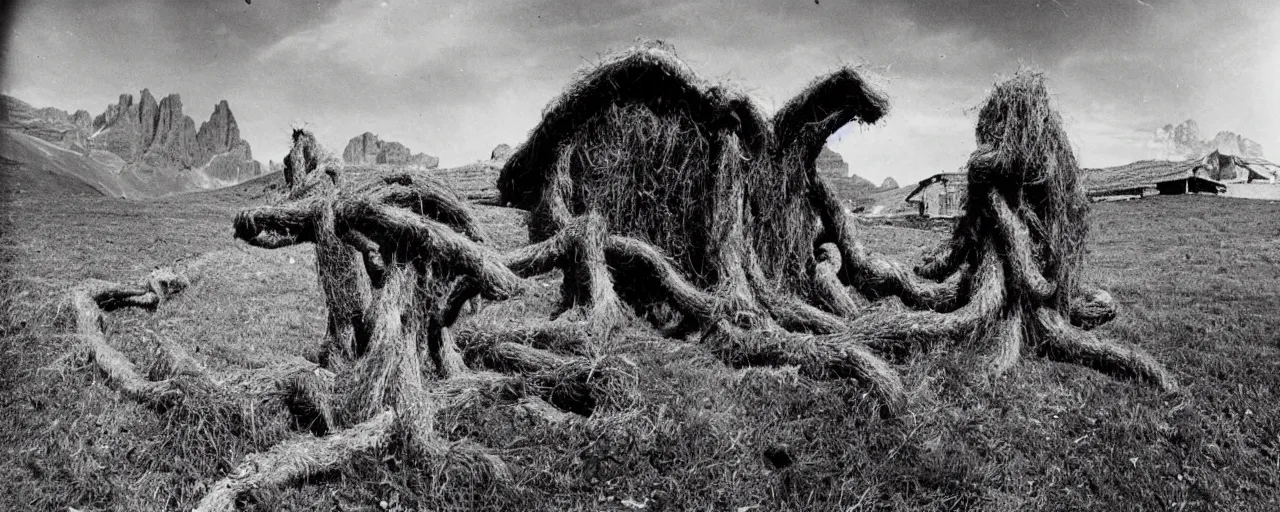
[923,71,1087,312]
[498,44,1174,414]
[500,42,910,297]
[502,42,778,287]
[905,71,1175,389]
[182,130,649,508]
[63,129,643,509]
[495,42,971,414]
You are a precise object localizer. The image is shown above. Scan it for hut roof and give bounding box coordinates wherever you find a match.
[1198,151,1280,182]
[904,172,966,203]
[1083,160,1225,195]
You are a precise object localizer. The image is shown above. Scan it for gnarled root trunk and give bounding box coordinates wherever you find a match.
[1034,308,1178,392]
[810,243,867,319]
[1070,287,1117,330]
[454,323,638,415]
[702,320,906,417]
[193,411,395,512]
[982,308,1024,380]
[67,269,191,406]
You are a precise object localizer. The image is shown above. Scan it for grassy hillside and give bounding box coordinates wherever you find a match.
[0,129,267,199]
[859,184,917,215]
[0,131,126,197]
[2,189,1278,510]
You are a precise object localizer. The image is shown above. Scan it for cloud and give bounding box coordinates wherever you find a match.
[5,0,1280,182]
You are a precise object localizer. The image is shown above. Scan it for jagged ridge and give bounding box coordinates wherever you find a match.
[342,132,439,169]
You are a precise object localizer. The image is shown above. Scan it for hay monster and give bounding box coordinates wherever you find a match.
[62,43,1175,510]
[497,41,1176,404]
[912,71,1176,388]
[68,129,642,510]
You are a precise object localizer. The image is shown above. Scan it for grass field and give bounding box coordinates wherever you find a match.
[2,185,1278,510]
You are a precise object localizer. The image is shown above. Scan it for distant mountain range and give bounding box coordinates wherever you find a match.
[0,91,264,197]
[1150,119,1264,161]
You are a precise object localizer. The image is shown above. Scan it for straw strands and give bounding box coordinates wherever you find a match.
[62,43,1175,509]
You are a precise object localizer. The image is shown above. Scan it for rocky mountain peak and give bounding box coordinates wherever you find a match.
[84,89,258,177]
[815,146,878,202]
[343,132,438,169]
[2,90,264,196]
[197,99,241,156]
[491,143,513,161]
[816,146,849,177]
[1152,119,1264,160]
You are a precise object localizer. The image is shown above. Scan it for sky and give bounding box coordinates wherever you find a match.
[3,0,1279,185]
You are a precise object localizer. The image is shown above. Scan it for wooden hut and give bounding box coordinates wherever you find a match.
[904,172,966,218]
[1083,160,1225,201]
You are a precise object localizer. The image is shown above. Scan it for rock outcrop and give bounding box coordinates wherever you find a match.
[879,177,899,190]
[85,89,261,180]
[815,146,849,176]
[1152,119,1265,160]
[815,146,878,202]
[1,95,93,151]
[491,143,513,162]
[342,132,439,168]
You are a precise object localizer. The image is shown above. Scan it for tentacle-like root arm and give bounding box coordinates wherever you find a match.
[759,294,848,335]
[424,315,467,380]
[989,190,1056,301]
[529,149,576,242]
[983,309,1024,379]
[915,238,968,281]
[1070,287,1117,330]
[455,326,635,415]
[147,340,203,384]
[334,199,526,301]
[605,235,718,323]
[809,175,963,310]
[604,233,845,334]
[88,283,162,311]
[334,226,387,284]
[550,213,628,338]
[770,66,889,171]
[448,213,628,340]
[745,249,847,334]
[501,234,567,278]
[232,198,322,249]
[367,177,489,244]
[853,245,1004,352]
[702,321,906,417]
[193,410,395,512]
[810,243,866,319]
[1034,308,1178,392]
[67,271,192,405]
[460,335,574,374]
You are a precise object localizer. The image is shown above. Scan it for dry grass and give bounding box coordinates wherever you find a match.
[4,178,1279,509]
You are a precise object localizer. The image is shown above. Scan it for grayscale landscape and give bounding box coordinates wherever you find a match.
[2,1,1278,510]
